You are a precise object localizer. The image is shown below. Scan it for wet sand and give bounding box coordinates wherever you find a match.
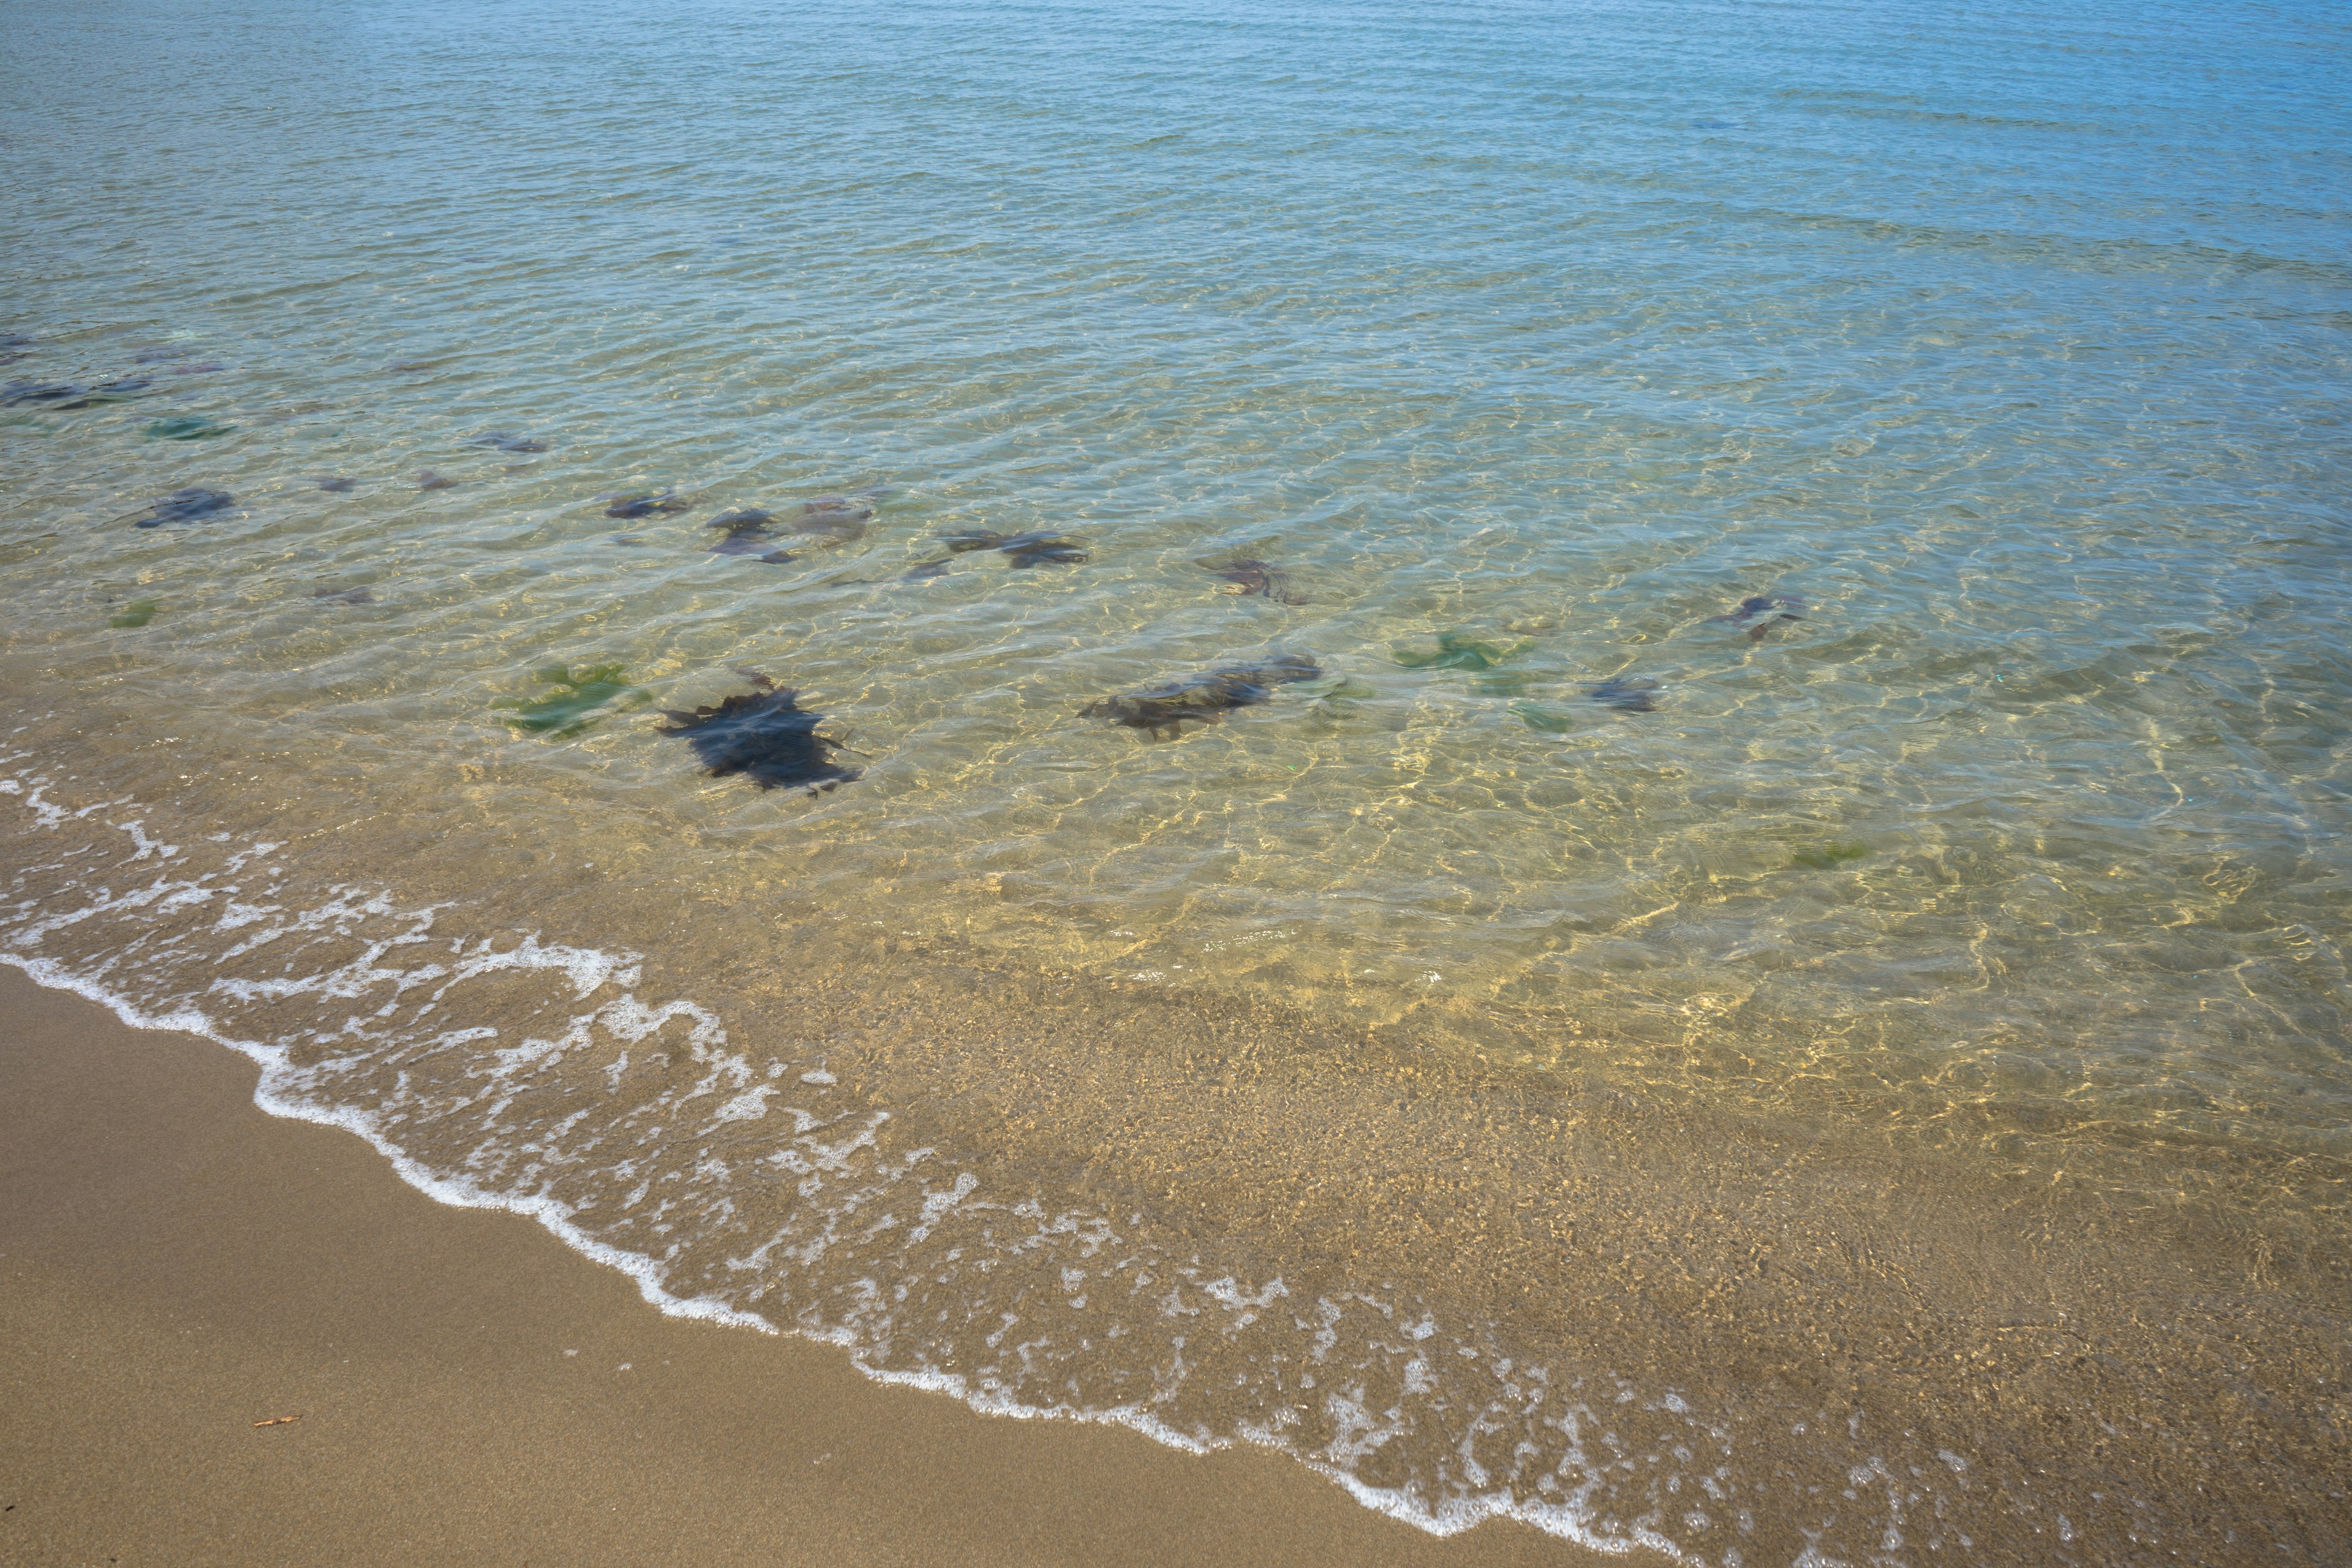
[0,968,1587,1568]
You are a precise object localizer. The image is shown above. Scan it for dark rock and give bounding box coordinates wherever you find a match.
[1583,676,1662,712]
[1083,654,1321,740]
[312,586,376,605]
[1708,592,1807,643]
[605,492,694,519]
[1198,557,1306,605]
[472,431,551,453]
[790,499,873,546]
[938,530,1088,568]
[317,476,356,492]
[659,674,860,793]
[124,487,236,528]
[415,470,458,491]
[3,376,151,410]
[706,511,794,562]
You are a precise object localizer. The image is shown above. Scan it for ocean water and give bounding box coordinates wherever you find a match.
[4,0,2349,1560]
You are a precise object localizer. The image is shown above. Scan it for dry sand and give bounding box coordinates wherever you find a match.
[0,967,1594,1567]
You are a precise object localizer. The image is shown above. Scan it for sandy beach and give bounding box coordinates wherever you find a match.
[0,967,1587,1567]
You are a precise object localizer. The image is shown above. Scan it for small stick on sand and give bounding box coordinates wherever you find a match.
[251,1414,301,1428]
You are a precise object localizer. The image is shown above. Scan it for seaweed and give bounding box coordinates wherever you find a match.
[1393,633,1528,671]
[1583,676,1662,712]
[1791,841,1871,870]
[145,415,233,440]
[316,476,356,493]
[312,586,376,605]
[472,431,551,453]
[384,358,434,374]
[495,663,646,737]
[1197,557,1306,605]
[658,674,860,793]
[938,530,1089,568]
[121,487,235,528]
[1709,592,1807,643]
[108,600,160,628]
[1510,703,1574,734]
[1083,654,1321,740]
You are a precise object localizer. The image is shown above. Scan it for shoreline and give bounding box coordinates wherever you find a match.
[0,966,1588,1567]
[4,752,2348,1562]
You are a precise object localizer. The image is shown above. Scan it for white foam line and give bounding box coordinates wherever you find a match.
[0,952,774,1339]
[1,951,1692,1560]
[0,770,1695,1564]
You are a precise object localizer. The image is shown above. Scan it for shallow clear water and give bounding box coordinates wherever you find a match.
[4,0,2349,1561]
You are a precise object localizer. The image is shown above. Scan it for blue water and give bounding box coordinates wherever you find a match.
[4,1,2350,1560]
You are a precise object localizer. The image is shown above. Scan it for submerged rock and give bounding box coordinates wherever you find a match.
[604,492,694,519]
[1709,592,1807,643]
[939,530,1088,568]
[108,600,160,628]
[383,358,435,374]
[415,469,458,491]
[495,663,646,737]
[1393,633,1528,672]
[123,486,235,528]
[659,674,860,793]
[1197,557,1306,605]
[316,476,356,492]
[1083,654,1322,741]
[472,431,551,453]
[312,586,376,605]
[1583,675,1662,713]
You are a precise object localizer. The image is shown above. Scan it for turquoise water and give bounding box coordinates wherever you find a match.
[4,1,2350,1561]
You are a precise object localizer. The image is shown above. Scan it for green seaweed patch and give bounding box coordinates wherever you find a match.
[495,663,648,737]
[1791,841,1871,870]
[1510,702,1573,734]
[145,415,234,441]
[1393,633,1529,672]
[108,599,160,628]
[1473,670,1539,697]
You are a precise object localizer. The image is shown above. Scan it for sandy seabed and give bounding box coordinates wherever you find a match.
[0,967,1586,1568]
